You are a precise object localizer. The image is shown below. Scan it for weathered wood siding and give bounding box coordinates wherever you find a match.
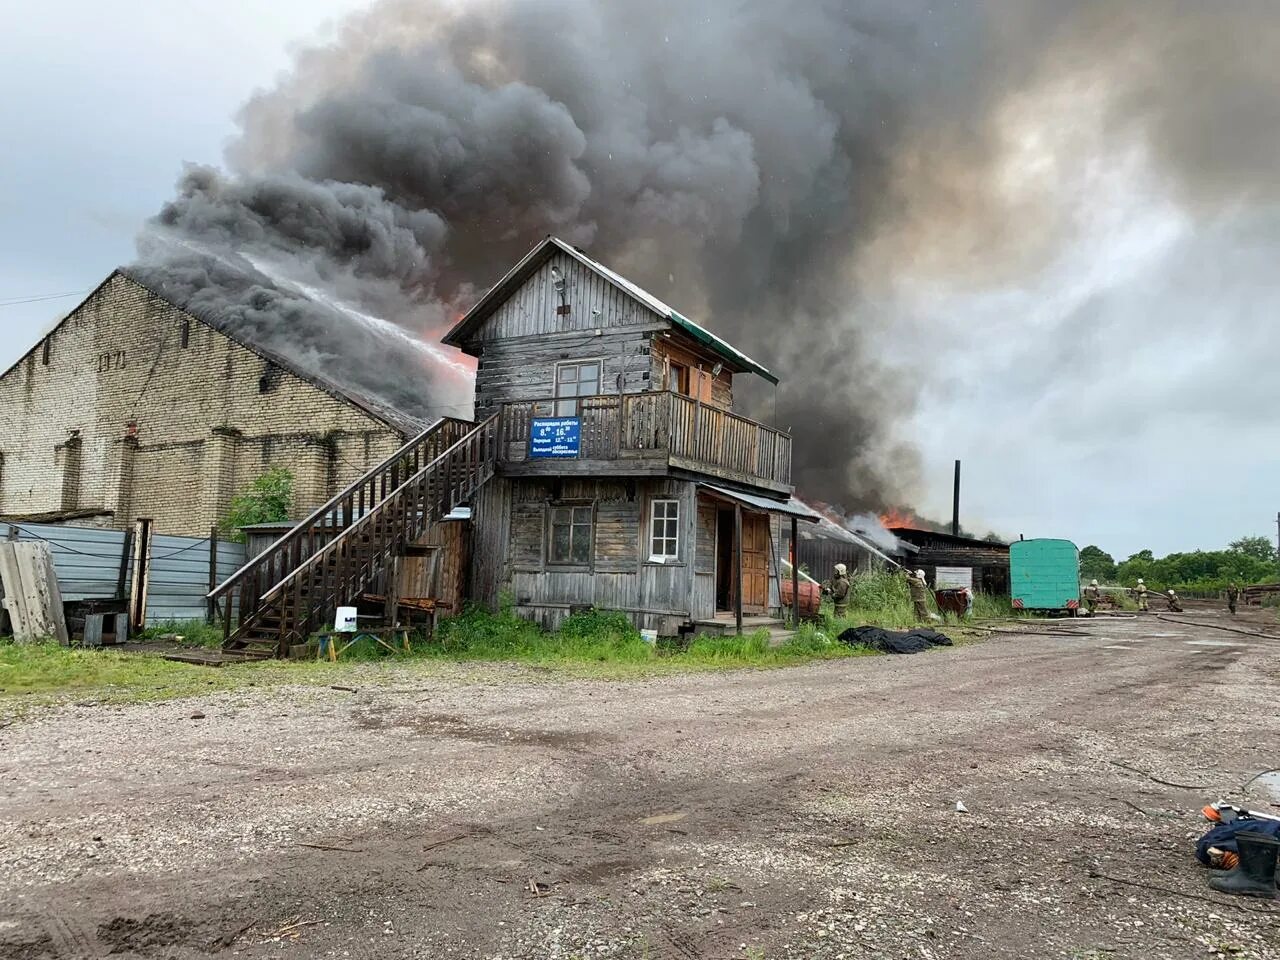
[474,330,656,420]
[469,476,513,610]
[469,476,705,632]
[465,250,667,419]
[471,250,664,343]
[399,519,468,618]
[891,529,1011,594]
[650,336,734,410]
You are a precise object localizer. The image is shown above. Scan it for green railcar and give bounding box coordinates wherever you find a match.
[1010,539,1081,613]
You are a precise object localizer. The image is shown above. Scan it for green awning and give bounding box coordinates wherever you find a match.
[669,311,778,385]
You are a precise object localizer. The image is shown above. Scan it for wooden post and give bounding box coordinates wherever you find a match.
[128,518,153,633]
[791,515,800,628]
[384,553,402,627]
[734,502,743,636]
[206,525,219,624]
[115,528,133,601]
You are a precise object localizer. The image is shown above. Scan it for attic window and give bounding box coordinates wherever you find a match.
[259,362,282,393]
[180,318,191,348]
[41,339,50,366]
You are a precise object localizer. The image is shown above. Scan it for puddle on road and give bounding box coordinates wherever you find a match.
[1258,771,1280,800]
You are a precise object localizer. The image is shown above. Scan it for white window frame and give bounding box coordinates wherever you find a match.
[648,498,681,563]
[554,359,603,417]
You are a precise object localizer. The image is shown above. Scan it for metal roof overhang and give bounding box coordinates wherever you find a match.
[698,484,821,522]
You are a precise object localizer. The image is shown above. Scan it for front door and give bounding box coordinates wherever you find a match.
[714,508,770,615]
[741,513,769,614]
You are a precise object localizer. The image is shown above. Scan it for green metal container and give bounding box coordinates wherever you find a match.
[1010,539,1080,612]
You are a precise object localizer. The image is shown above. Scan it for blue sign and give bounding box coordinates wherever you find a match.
[530,417,581,458]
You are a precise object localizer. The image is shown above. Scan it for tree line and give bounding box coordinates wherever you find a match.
[1079,537,1278,592]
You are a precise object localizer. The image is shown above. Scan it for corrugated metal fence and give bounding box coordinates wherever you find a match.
[6,523,245,624]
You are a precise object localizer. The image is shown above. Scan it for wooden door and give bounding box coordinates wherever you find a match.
[742,513,769,614]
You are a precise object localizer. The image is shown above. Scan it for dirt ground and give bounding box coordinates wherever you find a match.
[2,604,1279,960]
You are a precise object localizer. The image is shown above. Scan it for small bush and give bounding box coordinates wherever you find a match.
[220,468,293,541]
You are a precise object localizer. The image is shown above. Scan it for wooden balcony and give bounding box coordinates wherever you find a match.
[498,391,792,493]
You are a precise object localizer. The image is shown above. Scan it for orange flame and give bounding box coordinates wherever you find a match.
[879,507,923,529]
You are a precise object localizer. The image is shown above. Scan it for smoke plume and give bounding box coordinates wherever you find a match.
[134,0,1280,510]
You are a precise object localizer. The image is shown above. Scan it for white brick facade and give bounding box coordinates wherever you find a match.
[0,273,407,536]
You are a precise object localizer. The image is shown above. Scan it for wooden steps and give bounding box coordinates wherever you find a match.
[212,415,499,657]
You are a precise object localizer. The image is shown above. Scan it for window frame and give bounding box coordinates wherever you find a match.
[546,501,595,567]
[647,497,682,564]
[667,361,690,396]
[553,359,604,417]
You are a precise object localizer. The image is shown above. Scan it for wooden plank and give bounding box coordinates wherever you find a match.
[734,503,743,636]
[0,540,70,644]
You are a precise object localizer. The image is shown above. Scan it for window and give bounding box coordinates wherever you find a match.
[181,318,191,348]
[649,498,680,562]
[554,361,601,416]
[667,362,689,395]
[549,504,593,564]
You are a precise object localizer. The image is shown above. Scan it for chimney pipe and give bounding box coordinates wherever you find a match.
[952,460,961,537]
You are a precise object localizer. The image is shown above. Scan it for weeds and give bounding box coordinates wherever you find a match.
[137,620,224,649]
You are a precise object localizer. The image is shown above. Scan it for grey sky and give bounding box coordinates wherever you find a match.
[2,1,1276,561]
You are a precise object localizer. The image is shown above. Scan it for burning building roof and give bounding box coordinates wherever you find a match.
[122,253,456,435]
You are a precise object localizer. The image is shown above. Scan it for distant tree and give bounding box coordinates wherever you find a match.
[220,468,294,542]
[1079,545,1117,583]
[1229,536,1277,564]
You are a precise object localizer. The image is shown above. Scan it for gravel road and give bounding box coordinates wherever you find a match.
[2,607,1278,959]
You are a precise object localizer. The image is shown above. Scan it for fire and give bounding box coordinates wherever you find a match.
[879,507,923,529]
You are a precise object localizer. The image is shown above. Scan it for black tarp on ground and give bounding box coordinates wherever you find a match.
[837,626,954,654]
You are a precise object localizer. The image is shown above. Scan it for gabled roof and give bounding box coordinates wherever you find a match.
[442,236,778,384]
[2,267,434,437]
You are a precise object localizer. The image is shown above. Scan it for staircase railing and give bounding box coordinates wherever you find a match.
[211,417,471,647]
[244,413,500,654]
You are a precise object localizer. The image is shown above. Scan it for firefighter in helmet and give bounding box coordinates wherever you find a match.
[906,568,932,621]
[1084,579,1102,615]
[822,563,852,619]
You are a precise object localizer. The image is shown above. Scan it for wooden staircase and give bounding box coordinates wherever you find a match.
[209,415,499,657]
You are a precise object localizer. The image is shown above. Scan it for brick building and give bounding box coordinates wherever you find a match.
[0,271,421,537]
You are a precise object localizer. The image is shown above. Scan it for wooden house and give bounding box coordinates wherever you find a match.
[444,237,817,634]
[212,237,817,656]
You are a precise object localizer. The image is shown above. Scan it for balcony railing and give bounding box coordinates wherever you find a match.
[498,391,792,490]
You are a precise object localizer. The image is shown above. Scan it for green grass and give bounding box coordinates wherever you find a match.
[136,619,225,648]
[0,579,978,712]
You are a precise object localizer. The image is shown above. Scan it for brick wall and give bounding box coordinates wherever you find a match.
[0,273,407,536]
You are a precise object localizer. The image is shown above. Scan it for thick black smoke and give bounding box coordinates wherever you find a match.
[136,0,1280,509]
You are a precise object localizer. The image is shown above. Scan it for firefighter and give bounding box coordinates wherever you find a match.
[1134,578,1148,612]
[1226,582,1241,616]
[1084,579,1102,615]
[1166,589,1183,613]
[822,563,852,619]
[906,568,932,621]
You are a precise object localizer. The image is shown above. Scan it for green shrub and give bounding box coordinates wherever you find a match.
[220,468,293,541]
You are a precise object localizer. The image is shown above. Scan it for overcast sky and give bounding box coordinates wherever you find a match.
[2,1,1276,561]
